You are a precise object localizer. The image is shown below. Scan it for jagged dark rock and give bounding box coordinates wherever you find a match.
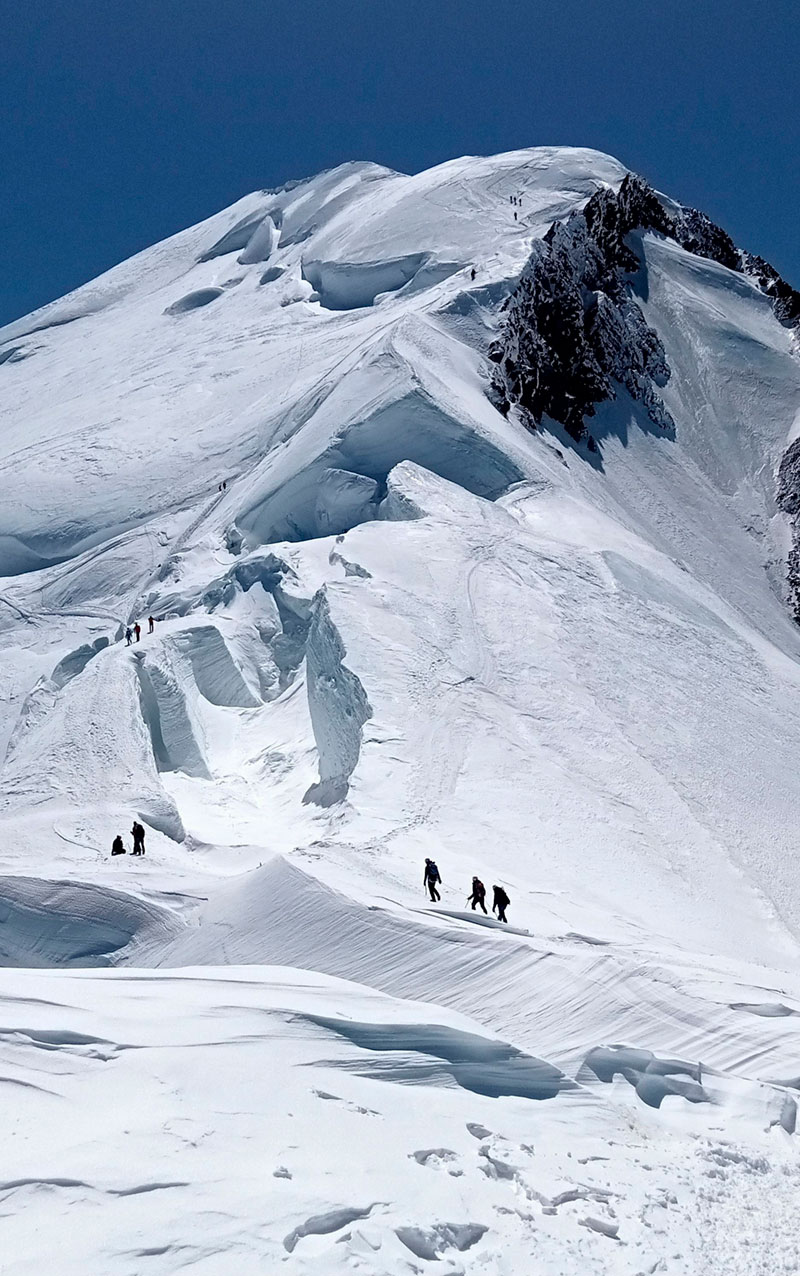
[581,174,673,273]
[490,172,800,447]
[741,253,800,326]
[777,439,800,621]
[490,174,674,441]
[673,207,740,271]
[672,212,800,325]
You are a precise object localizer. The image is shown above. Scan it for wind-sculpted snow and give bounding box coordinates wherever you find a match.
[315,468,380,536]
[304,1015,572,1100]
[232,326,526,546]
[167,626,261,708]
[304,591,372,805]
[164,286,224,315]
[135,652,211,778]
[1,643,186,843]
[2,146,800,1272]
[0,876,180,966]
[302,254,428,309]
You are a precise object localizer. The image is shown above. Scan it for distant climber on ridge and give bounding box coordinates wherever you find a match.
[423,858,441,902]
[125,627,133,646]
[492,884,510,923]
[134,622,141,642]
[468,876,487,913]
[131,821,146,856]
[111,834,126,856]
[148,615,155,634]
[470,267,477,281]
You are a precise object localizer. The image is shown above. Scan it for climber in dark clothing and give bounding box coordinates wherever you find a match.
[134,622,141,642]
[125,627,133,646]
[148,615,155,634]
[468,876,487,914]
[492,884,510,923]
[423,858,441,902]
[111,835,126,856]
[470,267,476,281]
[131,821,146,856]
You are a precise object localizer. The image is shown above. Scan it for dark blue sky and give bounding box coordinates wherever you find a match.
[2,0,797,326]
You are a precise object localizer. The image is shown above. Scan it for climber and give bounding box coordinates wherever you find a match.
[492,884,510,923]
[134,622,141,642]
[470,267,476,281]
[125,627,133,646]
[423,858,441,902]
[468,876,487,914]
[513,211,517,221]
[131,820,146,856]
[148,615,155,634]
[111,834,126,856]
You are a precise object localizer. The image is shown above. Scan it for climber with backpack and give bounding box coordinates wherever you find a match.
[423,858,442,902]
[131,820,146,856]
[467,876,487,914]
[492,884,510,923]
[111,834,126,856]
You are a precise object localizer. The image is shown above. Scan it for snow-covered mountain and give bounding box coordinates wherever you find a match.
[2,147,800,1273]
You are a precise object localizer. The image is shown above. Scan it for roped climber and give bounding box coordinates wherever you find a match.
[492,884,510,923]
[468,876,487,914]
[131,820,146,856]
[423,858,442,902]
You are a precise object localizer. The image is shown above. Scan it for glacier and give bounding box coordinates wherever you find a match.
[2,146,800,1272]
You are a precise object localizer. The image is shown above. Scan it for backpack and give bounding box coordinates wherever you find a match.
[495,887,509,906]
[473,878,485,895]
[427,861,440,882]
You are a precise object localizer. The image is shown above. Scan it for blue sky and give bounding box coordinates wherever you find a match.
[1,0,797,325]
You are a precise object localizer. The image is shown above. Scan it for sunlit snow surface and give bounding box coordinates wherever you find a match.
[1,148,800,1272]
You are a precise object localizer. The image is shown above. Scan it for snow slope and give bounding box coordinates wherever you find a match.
[2,146,800,1273]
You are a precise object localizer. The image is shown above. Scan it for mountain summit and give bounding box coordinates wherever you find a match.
[2,148,800,1272]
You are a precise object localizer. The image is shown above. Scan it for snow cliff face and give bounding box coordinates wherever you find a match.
[2,148,800,1273]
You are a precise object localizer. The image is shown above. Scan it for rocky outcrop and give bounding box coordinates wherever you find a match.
[672,210,800,325]
[740,253,800,326]
[673,206,740,271]
[777,439,800,621]
[490,174,800,443]
[489,174,674,440]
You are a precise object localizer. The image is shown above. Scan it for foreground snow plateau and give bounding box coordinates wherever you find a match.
[1,147,800,1272]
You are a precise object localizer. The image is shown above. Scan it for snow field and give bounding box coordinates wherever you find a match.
[2,966,799,1276]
